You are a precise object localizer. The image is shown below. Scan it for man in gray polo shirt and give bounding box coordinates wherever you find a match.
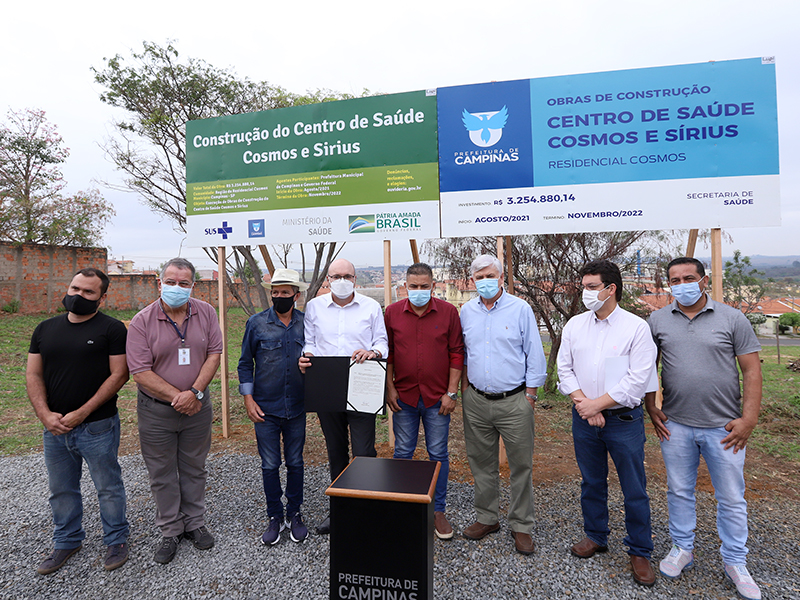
[646,257,762,600]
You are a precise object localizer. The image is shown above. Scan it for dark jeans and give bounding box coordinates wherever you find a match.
[572,404,653,558]
[43,413,128,549]
[317,411,376,481]
[254,413,306,519]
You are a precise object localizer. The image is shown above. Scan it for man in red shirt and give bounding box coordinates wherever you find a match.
[384,263,464,539]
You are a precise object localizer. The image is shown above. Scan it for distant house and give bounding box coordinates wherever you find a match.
[107,259,134,274]
[751,297,800,334]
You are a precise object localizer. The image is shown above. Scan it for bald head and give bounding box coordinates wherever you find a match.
[328,259,355,278]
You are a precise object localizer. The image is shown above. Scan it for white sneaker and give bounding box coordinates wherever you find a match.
[659,545,694,579]
[724,565,761,600]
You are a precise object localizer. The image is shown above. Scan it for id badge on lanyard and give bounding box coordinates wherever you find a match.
[178,345,191,365]
[163,302,192,366]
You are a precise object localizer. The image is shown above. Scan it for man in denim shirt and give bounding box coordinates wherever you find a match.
[238,269,308,545]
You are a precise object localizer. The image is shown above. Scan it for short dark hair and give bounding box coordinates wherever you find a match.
[406,262,433,279]
[75,268,110,295]
[579,260,623,301]
[161,257,196,280]
[666,257,705,279]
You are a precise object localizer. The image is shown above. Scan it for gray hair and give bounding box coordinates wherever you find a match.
[469,254,503,277]
[161,257,196,280]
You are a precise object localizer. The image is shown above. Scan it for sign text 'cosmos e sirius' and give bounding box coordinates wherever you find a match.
[186,90,439,246]
[437,57,780,236]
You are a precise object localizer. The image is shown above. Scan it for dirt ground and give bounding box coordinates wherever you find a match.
[116,396,800,503]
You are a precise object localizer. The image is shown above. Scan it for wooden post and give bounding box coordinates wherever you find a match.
[710,228,723,302]
[409,240,420,264]
[218,246,230,438]
[257,245,276,276]
[504,236,514,295]
[496,237,504,270]
[686,229,699,257]
[384,240,395,450]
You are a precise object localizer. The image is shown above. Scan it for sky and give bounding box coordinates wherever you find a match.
[2,0,798,270]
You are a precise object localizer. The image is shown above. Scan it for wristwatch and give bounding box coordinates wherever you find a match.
[447,392,459,401]
[525,392,538,402]
[190,387,205,401]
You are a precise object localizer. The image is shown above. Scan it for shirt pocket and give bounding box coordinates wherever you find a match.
[259,340,284,364]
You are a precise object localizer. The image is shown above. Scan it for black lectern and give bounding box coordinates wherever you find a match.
[326,457,440,600]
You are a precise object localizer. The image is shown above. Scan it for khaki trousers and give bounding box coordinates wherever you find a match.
[462,385,535,532]
[137,391,213,537]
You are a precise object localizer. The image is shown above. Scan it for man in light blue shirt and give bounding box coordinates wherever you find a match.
[460,254,547,555]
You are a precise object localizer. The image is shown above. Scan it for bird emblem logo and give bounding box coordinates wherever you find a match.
[461,106,508,148]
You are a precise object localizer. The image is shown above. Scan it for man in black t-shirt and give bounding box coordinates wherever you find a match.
[27,268,130,575]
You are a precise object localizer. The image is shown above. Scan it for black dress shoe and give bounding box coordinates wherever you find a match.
[316,515,331,535]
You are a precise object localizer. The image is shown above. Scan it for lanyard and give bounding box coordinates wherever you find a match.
[161,301,191,346]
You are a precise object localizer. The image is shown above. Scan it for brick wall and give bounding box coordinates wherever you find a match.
[0,242,244,314]
[103,275,242,311]
[0,242,107,314]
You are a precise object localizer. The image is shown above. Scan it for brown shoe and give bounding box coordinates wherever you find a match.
[511,531,535,555]
[570,536,608,558]
[630,555,656,587]
[434,511,454,540]
[463,521,500,540]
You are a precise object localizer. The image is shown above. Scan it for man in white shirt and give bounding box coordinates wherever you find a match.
[557,260,657,586]
[299,258,389,534]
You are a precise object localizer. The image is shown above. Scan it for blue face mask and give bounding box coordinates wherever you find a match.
[475,278,500,299]
[671,281,703,306]
[161,283,192,308]
[407,289,431,307]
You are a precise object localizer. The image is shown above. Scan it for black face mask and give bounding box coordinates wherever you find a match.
[272,296,295,314]
[62,293,100,316]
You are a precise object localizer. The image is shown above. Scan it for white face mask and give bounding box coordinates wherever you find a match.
[582,286,610,313]
[330,279,355,299]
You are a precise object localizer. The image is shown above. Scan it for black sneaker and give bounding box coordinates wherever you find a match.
[315,514,331,535]
[104,543,129,571]
[154,536,181,564]
[261,517,284,546]
[285,513,308,543]
[37,546,81,575]
[184,526,215,550]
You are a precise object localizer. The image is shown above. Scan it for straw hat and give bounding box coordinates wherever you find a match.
[262,268,309,291]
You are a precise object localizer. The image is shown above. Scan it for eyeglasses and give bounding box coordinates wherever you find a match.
[163,280,193,289]
[328,274,355,281]
[580,283,610,292]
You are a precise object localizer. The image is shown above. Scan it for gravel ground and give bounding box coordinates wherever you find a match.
[1,452,797,600]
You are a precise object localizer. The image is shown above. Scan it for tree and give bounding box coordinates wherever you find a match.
[724,250,767,315]
[746,312,766,335]
[779,312,800,334]
[93,41,350,314]
[425,231,655,390]
[0,108,114,246]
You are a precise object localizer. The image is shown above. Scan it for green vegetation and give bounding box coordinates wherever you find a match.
[2,309,798,464]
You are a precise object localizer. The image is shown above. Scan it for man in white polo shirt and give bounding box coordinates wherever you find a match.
[299,258,388,535]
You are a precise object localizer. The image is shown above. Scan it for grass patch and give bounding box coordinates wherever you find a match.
[2,309,799,465]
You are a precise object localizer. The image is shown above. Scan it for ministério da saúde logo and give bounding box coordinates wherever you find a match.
[348,215,375,234]
[462,106,508,148]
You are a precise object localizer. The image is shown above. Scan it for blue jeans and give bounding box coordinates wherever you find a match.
[392,398,450,512]
[660,420,749,565]
[254,413,306,519]
[572,405,652,558]
[42,413,129,549]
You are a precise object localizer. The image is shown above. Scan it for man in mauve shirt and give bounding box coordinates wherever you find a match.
[384,263,464,540]
[126,257,222,564]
